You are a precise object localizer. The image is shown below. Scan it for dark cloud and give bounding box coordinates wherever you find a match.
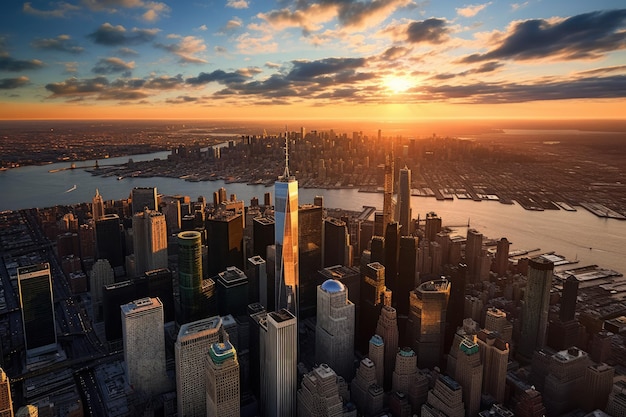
[380,46,411,61]
[429,61,503,80]
[0,56,44,71]
[23,2,80,18]
[461,9,626,62]
[118,47,139,56]
[88,23,159,46]
[577,65,626,76]
[32,35,84,54]
[144,75,184,89]
[186,70,249,86]
[331,0,413,28]
[406,18,449,44]
[286,57,366,81]
[46,76,110,97]
[165,95,200,104]
[0,76,29,89]
[92,57,134,74]
[97,90,149,100]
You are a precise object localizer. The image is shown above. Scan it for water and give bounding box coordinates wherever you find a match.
[1,152,625,273]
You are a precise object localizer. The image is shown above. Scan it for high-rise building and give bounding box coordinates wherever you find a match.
[175,316,224,417]
[484,307,513,344]
[454,339,483,417]
[351,358,384,417]
[143,268,174,323]
[132,208,168,277]
[543,347,591,415]
[397,236,417,319]
[0,367,13,417]
[297,364,346,417]
[17,263,57,357]
[323,217,350,268]
[92,188,104,221]
[376,305,398,390]
[216,266,249,317]
[318,265,360,310]
[519,257,554,360]
[160,195,182,235]
[465,228,483,281]
[252,216,275,259]
[581,363,614,412]
[421,375,465,417]
[383,221,400,298]
[121,297,169,397]
[206,341,240,417]
[392,347,417,396]
[493,238,510,276]
[90,259,115,322]
[370,236,385,264]
[382,153,394,235]
[265,309,297,417]
[131,186,157,214]
[560,274,579,322]
[298,204,322,318]
[248,303,266,406]
[424,212,442,243]
[315,279,355,381]
[177,230,204,324]
[397,166,412,236]
[476,329,509,403]
[274,145,299,316]
[247,256,267,309]
[368,335,385,387]
[103,280,139,341]
[206,211,244,276]
[515,387,546,417]
[95,214,125,270]
[407,278,450,369]
[359,262,386,352]
[445,264,467,351]
[606,379,626,417]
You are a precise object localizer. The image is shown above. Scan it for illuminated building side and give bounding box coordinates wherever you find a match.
[0,367,14,417]
[132,208,168,276]
[92,188,104,221]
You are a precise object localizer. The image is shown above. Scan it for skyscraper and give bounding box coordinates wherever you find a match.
[216,266,249,317]
[121,297,169,397]
[368,334,385,387]
[252,216,275,259]
[454,339,483,417]
[132,208,168,277]
[421,375,465,417]
[131,186,157,214]
[175,316,224,417]
[376,305,399,390]
[465,228,483,281]
[297,364,345,417]
[382,153,394,235]
[177,230,203,324]
[519,257,554,360]
[298,204,322,318]
[95,214,125,270]
[206,341,240,417]
[493,237,510,276]
[323,217,350,268]
[90,258,114,322]
[206,211,244,276]
[424,212,442,243]
[92,188,104,221]
[359,262,386,352]
[315,279,355,381]
[383,221,400,298]
[0,367,13,417]
[398,166,411,236]
[476,329,509,403]
[265,309,297,417]
[351,358,384,417]
[274,140,299,316]
[407,278,451,369]
[17,263,57,357]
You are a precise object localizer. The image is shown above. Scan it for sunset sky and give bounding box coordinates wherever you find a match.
[1,0,625,120]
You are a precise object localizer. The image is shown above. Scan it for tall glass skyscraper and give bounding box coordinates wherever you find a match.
[177,231,203,324]
[274,140,299,316]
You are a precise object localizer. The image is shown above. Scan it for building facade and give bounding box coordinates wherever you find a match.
[206,341,240,417]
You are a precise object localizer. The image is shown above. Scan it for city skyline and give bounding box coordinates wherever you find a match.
[0,1,625,120]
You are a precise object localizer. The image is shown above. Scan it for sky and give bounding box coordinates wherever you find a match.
[0,0,625,120]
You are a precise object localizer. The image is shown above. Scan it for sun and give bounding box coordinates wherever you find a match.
[383,75,413,94]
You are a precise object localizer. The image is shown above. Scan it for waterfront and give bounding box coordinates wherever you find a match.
[1,152,625,273]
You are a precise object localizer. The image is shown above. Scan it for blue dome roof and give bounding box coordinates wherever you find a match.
[321,279,344,293]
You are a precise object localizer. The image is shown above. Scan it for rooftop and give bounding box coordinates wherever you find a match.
[321,279,345,294]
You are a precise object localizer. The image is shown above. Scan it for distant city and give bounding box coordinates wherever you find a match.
[0,124,625,417]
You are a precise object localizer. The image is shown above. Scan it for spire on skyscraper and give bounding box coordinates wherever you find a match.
[283,132,291,179]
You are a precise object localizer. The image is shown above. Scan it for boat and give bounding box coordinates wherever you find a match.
[65,184,77,193]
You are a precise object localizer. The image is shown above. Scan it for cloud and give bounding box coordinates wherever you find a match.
[0,56,44,71]
[0,76,29,89]
[236,32,278,54]
[577,65,626,76]
[237,67,263,77]
[143,75,184,89]
[265,61,281,69]
[428,60,503,80]
[219,17,243,34]
[46,76,110,98]
[215,46,228,54]
[226,0,249,9]
[23,2,80,18]
[165,95,200,104]
[88,23,159,46]
[511,2,529,12]
[461,9,626,62]
[456,2,491,18]
[64,61,79,73]
[155,35,208,63]
[186,70,250,86]
[380,46,412,61]
[92,57,135,74]
[286,57,367,81]
[118,47,139,56]
[198,25,208,31]
[32,35,84,54]
[406,18,450,44]
[141,2,170,21]
[333,0,415,29]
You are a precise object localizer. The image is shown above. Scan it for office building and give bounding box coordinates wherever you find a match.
[132,209,168,276]
[581,363,614,412]
[407,278,450,369]
[543,347,591,416]
[397,166,412,236]
[515,387,546,417]
[175,316,224,417]
[382,153,394,235]
[18,263,57,357]
[606,379,626,417]
[368,335,385,387]
[561,274,579,322]
[476,329,509,403]
[391,347,417,396]
[484,307,512,344]
[121,297,169,397]
[90,259,115,322]
[248,303,266,405]
[252,216,275,259]
[493,238,510,276]
[0,367,13,417]
[424,212,442,243]
[275,148,299,316]
[131,186,157,214]
[359,262,386,352]
[160,195,182,235]
[297,364,346,417]
[265,309,297,417]
[421,375,465,417]
[298,204,322,318]
[351,358,384,417]
[318,265,360,310]
[376,305,398,390]
[315,279,355,381]
[177,230,204,324]
[247,256,267,309]
[92,188,104,221]
[454,339,483,417]
[479,404,514,417]
[79,223,96,261]
[216,266,249,317]
[323,217,350,268]
[95,214,125,270]
[103,280,140,341]
[445,264,467,351]
[206,211,244,276]
[206,341,240,417]
[383,221,400,298]
[397,236,417,320]
[519,257,554,360]
[143,268,174,322]
[465,228,483,281]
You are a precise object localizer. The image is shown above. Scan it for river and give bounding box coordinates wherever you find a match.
[1,152,625,273]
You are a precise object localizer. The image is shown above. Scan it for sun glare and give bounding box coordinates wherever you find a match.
[384,76,413,94]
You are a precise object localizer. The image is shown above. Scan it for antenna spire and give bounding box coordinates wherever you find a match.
[283,128,290,178]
